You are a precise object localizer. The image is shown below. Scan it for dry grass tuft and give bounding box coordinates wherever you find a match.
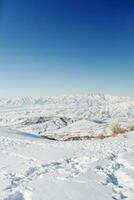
[112,123,126,137]
[96,133,106,140]
[127,124,134,131]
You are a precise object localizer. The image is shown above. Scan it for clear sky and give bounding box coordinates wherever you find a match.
[0,0,134,97]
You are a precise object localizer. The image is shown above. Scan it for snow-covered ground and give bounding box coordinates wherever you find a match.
[0,94,134,199]
[0,94,134,138]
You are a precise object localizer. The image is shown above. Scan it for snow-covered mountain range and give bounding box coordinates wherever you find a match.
[0,94,133,106]
[0,94,134,139]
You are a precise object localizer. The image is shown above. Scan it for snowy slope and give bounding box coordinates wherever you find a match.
[0,128,134,200]
[0,94,134,199]
[0,94,134,138]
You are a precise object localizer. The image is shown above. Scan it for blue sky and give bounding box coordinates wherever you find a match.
[0,0,134,97]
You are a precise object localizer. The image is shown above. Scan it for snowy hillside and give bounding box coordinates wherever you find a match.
[0,94,134,199]
[0,94,134,139]
[0,128,134,200]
